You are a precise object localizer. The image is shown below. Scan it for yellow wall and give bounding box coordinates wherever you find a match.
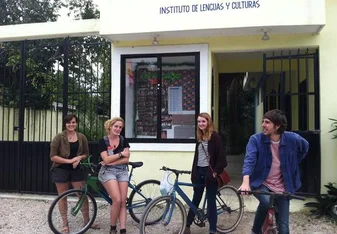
[211,52,220,130]
[216,57,316,131]
[0,107,63,142]
[114,0,337,192]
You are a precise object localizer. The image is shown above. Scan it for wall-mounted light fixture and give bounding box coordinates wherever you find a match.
[152,35,159,45]
[261,29,270,41]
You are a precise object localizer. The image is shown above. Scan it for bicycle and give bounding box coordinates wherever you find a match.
[240,190,305,234]
[139,166,244,234]
[48,155,161,234]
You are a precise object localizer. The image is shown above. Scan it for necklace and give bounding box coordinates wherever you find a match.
[108,136,118,149]
[68,132,76,140]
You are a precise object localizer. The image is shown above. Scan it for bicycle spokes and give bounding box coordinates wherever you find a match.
[216,185,244,233]
[48,190,97,234]
[140,196,186,234]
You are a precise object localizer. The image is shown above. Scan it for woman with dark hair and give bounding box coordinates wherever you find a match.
[184,112,227,234]
[50,114,99,233]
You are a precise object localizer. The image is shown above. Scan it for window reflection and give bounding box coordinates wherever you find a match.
[124,54,197,140]
[161,56,196,139]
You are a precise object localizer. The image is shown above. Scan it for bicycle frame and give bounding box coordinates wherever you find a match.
[161,175,212,227]
[243,190,306,234]
[263,207,276,233]
[78,156,152,210]
[171,182,227,218]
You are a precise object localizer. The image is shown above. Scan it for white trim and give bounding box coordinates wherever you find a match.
[112,44,208,152]
[129,143,195,152]
[0,19,100,42]
[112,44,209,117]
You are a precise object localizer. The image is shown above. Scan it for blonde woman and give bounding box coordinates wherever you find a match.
[184,113,227,234]
[98,117,130,234]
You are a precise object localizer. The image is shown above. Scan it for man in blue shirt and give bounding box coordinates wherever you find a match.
[239,109,309,234]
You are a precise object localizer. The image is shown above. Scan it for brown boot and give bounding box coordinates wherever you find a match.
[183,227,191,234]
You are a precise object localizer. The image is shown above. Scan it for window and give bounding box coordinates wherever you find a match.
[168,86,182,113]
[121,53,199,142]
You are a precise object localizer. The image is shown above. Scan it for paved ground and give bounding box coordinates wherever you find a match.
[0,195,336,234]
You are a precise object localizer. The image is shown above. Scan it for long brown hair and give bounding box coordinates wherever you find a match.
[196,112,214,142]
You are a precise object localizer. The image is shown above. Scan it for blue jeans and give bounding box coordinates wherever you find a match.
[252,185,290,234]
[186,166,218,233]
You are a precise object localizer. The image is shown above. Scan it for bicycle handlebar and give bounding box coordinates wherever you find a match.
[160,166,191,175]
[237,189,305,201]
[80,155,98,173]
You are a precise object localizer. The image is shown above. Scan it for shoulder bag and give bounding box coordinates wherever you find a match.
[201,142,231,188]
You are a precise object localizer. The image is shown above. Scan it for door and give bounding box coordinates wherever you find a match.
[261,49,320,194]
[0,42,23,192]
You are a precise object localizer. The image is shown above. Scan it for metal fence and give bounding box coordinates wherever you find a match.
[0,37,111,194]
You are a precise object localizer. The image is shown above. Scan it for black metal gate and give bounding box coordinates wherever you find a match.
[260,49,320,195]
[0,37,111,194]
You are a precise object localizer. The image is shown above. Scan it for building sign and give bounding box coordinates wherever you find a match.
[100,0,325,37]
[159,1,260,15]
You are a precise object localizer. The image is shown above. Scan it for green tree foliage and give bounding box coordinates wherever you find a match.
[0,0,111,140]
[0,0,63,25]
[65,0,99,19]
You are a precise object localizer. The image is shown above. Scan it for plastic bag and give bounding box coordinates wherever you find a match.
[159,171,173,195]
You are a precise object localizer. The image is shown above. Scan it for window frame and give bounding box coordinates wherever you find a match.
[120,52,200,143]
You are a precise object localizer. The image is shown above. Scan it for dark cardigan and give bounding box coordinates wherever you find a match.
[191,131,227,186]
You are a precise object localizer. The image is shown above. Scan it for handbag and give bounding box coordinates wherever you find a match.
[201,142,231,188]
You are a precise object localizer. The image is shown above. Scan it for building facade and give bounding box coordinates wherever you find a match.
[0,0,335,205]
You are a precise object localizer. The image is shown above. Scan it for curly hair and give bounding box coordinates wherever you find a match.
[104,117,125,134]
[196,112,215,142]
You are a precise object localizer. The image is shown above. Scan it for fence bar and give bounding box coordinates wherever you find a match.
[18,40,27,192]
[62,37,69,118]
[314,49,320,129]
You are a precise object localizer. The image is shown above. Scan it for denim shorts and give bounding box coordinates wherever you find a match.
[98,165,129,184]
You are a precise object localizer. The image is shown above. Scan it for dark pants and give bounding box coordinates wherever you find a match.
[252,185,290,234]
[186,166,218,233]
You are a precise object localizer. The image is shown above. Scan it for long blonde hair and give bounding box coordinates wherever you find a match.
[196,112,214,142]
[104,117,125,134]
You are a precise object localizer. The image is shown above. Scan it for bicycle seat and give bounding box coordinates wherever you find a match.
[128,162,143,168]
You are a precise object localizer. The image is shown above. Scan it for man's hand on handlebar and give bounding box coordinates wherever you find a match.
[238,182,251,195]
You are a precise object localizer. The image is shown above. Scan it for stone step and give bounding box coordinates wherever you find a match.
[225,154,244,176]
[226,154,245,163]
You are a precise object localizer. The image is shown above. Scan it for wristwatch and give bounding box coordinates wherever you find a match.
[118,152,123,159]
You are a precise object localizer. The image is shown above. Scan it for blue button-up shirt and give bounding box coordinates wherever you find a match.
[242,132,309,194]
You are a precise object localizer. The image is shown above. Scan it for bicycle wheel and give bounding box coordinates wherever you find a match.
[216,185,244,233]
[139,195,186,234]
[128,179,161,223]
[48,189,97,234]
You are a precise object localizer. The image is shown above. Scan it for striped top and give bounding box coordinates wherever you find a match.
[197,141,209,167]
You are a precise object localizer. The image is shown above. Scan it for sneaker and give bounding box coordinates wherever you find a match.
[183,227,191,234]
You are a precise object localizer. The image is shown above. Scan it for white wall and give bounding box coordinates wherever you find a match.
[111,44,209,152]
